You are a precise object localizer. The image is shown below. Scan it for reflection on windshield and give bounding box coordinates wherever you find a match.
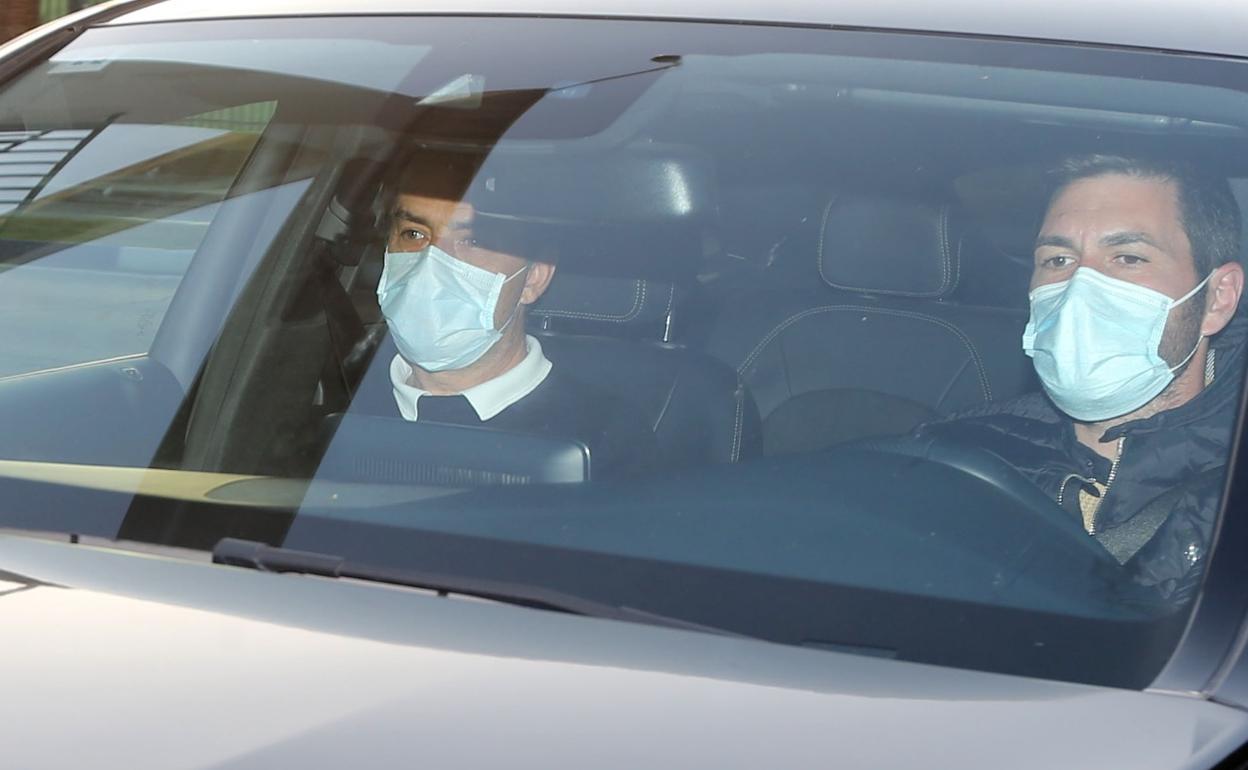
[0,14,1245,689]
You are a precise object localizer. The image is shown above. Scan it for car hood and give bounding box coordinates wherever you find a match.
[0,534,1245,770]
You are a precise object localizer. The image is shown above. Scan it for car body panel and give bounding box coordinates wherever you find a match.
[105,0,1248,59]
[4,3,1248,767]
[0,534,1246,770]
[0,0,156,65]
[1213,629,1248,710]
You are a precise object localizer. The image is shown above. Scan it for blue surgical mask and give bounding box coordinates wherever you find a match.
[1022,267,1211,422]
[377,245,528,372]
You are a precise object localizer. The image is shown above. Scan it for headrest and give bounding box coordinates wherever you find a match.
[462,143,715,282]
[817,194,961,299]
[530,273,677,341]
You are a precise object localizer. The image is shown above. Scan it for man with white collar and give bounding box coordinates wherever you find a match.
[372,151,655,478]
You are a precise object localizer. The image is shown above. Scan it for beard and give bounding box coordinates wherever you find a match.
[1158,286,1206,378]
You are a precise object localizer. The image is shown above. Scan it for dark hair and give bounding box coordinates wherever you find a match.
[389,147,485,203]
[1048,154,1242,277]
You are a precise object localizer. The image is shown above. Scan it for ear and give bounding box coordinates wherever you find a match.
[1200,262,1244,337]
[519,261,556,305]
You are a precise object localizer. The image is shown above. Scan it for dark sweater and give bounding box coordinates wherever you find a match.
[350,345,658,480]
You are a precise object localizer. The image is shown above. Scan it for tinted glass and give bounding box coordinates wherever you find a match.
[1,15,1246,688]
[0,105,274,375]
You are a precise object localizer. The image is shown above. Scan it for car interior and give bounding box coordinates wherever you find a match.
[0,23,1245,489]
[293,135,1062,478]
[333,145,765,482]
[317,145,1041,478]
[1,41,1245,480]
[2,14,1248,687]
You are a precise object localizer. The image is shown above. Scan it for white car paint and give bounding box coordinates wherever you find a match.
[0,535,1245,769]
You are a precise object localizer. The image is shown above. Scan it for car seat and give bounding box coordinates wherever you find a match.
[705,192,1034,454]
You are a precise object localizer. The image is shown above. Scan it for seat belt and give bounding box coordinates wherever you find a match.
[1095,466,1224,565]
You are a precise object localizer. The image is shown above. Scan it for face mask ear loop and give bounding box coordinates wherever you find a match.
[1166,271,1216,374]
[496,263,533,334]
[1174,271,1215,308]
[1170,333,1205,374]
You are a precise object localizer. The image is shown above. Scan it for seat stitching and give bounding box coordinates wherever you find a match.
[730,386,744,462]
[939,205,951,292]
[938,204,962,296]
[535,280,646,322]
[820,280,949,300]
[737,304,993,401]
[819,200,955,299]
[815,196,836,286]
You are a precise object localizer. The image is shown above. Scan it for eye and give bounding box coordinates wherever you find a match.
[1040,254,1076,269]
[1114,253,1148,265]
[399,228,432,247]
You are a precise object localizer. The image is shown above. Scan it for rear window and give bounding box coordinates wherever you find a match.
[1,15,1246,689]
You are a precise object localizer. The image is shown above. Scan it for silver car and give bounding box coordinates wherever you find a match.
[2,0,1248,767]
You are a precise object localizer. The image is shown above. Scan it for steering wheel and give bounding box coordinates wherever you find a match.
[854,432,1120,565]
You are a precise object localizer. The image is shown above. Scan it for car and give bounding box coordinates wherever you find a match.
[3,0,1248,767]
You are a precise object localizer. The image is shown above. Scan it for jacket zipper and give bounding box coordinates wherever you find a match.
[1056,474,1094,508]
[1055,436,1126,535]
[1088,436,1126,535]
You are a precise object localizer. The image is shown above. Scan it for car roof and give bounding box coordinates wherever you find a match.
[104,0,1248,60]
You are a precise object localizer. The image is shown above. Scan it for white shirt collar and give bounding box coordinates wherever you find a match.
[389,335,553,422]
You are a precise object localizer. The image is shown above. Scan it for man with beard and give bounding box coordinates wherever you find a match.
[922,155,1246,605]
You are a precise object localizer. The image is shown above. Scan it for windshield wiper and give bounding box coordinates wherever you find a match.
[213,538,742,639]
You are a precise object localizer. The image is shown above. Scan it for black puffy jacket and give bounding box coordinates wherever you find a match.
[920,314,1248,606]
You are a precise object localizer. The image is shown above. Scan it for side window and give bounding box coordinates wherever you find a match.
[0,102,276,377]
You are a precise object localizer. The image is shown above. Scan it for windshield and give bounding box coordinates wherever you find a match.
[2,14,1247,689]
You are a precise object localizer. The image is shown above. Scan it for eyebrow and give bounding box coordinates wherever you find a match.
[1033,231,1162,251]
[392,208,473,231]
[1034,234,1075,251]
[393,208,433,229]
